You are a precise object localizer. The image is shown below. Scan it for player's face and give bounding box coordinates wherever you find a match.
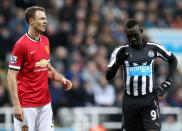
[125,25,142,48]
[31,10,48,33]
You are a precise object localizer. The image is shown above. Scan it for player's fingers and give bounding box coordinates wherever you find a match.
[158,96,164,100]
[66,86,72,90]
[14,113,23,122]
[64,85,72,90]
[68,81,72,87]
[65,81,72,90]
[68,81,72,88]
[61,80,66,85]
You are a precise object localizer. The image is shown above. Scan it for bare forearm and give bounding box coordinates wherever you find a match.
[48,64,65,82]
[48,64,72,90]
[7,72,20,107]
[49,71,65,82]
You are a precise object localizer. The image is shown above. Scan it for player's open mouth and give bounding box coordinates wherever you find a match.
[42,26,46,29]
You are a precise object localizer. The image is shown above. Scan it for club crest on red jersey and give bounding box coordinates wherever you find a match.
[45,45,50,54]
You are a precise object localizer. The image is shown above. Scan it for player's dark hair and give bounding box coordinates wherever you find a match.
[125,19,140,28]
[25,6,45,24]
[125,19,143,33]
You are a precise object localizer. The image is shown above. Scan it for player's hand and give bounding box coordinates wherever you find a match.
[61,78,72,91]
[115,48,130,65]
[158,95,165,100]
[157,81,171,97]
[13,106,23,122]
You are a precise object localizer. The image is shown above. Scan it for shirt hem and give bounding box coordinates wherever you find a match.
[21,100,51,108]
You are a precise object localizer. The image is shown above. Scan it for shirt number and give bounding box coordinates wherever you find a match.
[151,110,157,120]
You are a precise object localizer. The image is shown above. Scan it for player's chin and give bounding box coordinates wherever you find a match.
[131,43,140,48]
[39,27,46,32]
[41,28,46,32]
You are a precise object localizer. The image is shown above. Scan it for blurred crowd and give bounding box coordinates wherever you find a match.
[0,0,182,122]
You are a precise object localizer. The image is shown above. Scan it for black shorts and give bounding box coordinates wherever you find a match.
[122,92,161,131]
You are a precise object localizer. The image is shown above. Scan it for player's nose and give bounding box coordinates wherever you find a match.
[44,18,48,24]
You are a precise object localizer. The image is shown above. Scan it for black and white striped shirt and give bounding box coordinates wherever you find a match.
[107,42,173,96]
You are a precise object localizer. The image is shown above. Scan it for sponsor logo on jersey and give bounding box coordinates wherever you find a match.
[35,59,49,67]
[128,65,152,76]
[10,55,18,64]
[148,50,154,57]
[45,45,50,54]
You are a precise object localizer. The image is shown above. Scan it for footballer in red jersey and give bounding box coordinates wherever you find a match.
[7,6,72,131]
[9,33,51,107]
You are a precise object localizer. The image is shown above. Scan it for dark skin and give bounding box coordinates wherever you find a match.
[106,24,164,131]
[106,24,173,131]
[125,24,143,48]
[125,25,164,102]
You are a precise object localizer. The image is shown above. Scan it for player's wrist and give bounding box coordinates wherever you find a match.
[60,76,66,83]
[13,105,22,111]
[161,81,171,90]
[165,76,172,83]
[56,73,65,83]
[158,81,171,97]
[12,101,21,108]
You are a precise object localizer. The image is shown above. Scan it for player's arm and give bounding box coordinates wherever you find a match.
[156,44,177,79]
[106,64,120,81]
[48,63,72,90]
[106,47,130,81]
[7,69,23,122]
[166,53,177,80]
[106,48,120,81]
[155,44,178,96]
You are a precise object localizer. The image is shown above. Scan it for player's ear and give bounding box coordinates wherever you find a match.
[29,17,34,25]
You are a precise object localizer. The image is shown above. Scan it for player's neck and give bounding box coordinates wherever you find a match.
[28,28,40,41]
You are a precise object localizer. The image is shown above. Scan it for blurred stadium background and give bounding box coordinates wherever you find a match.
[0,0,182,131]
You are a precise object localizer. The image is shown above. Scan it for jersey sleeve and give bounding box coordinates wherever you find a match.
[9,42,26,70]
[154,43,177,79]
[107,47,122,67]
[155,43,172,61]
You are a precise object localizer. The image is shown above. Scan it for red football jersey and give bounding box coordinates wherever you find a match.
[9,33,51,107]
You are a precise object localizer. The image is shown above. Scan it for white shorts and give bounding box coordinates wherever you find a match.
[14,103,54,131]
